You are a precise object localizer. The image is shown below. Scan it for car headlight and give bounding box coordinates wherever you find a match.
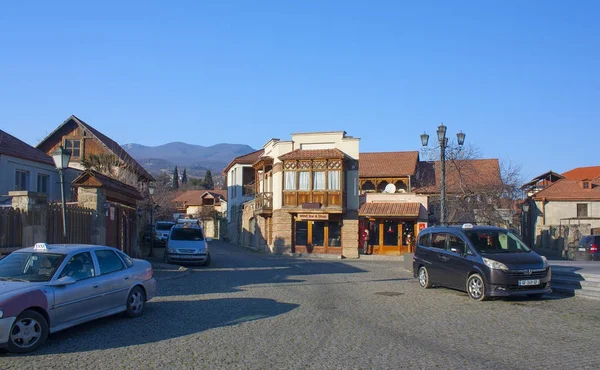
[483,258,509,271]
[541,256,549,268]
[0,309,3,319]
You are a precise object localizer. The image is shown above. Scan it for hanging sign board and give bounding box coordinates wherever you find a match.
[298,213,329,221]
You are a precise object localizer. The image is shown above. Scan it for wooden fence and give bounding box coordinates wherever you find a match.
[0,203,93,251]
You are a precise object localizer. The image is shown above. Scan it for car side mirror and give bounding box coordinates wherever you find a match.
[49,276,76,286]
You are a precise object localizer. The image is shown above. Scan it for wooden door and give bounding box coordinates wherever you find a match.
[380,219,400,255]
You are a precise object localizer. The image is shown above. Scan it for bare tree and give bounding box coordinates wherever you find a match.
[420,142,524,227]
[80,152,141,188]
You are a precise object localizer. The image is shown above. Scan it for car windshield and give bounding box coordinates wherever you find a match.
[465,230,531,254]
[0,252,65,282]
[156,222,175,231]
[170,228,204,241]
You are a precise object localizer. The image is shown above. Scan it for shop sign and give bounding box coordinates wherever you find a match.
[298,213,329,220]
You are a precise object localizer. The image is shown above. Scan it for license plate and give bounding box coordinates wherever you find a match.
[578,247,586,251]
[518,279,540,286]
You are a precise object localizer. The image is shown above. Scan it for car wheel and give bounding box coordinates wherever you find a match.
[466,273,487,301]
[7,310,49,354]
[417,266,432,289]
[125,286,146,318]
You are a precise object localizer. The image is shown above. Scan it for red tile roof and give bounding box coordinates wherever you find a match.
[562,166,600,180]
[172,189,227,205]
[359,202,421,217]
[533,179,600,201]
[0,129,55,166]
[222,149,264,174]
[415,159,502,194]
[278,148,346,161]
[359,151,419,177]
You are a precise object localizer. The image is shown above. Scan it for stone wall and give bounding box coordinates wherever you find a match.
[342,210,359,259]
[535,223,591,251]
[272,209,293,254]
[77,187,107,245]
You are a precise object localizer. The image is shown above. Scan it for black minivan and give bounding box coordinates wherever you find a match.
[413,224,552,301]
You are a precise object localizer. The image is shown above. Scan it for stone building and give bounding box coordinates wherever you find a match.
[225,131,360,258]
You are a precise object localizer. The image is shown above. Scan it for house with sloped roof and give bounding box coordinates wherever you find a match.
[36,115,154,193]
[357,151,429,256]
[0,129,61,204]
[414,158,505,226]
[225,131,360,258]
[522,167,600,250]
[222,148,263,220]
[172,189,228,238]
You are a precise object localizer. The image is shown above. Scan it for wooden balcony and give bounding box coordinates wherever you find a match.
[283,191,344,210]
[254,192,273,216]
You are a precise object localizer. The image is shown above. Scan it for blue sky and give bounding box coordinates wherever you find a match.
[1,0,598,180]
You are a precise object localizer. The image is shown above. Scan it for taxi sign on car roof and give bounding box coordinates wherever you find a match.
[34,242,49,251]
[462,223,474,229]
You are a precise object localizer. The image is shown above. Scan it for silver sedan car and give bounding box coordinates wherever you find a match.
[0,243,157,353]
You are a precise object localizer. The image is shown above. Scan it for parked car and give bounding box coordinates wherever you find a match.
[154,221,176,246]
[573,235,600,261]
[413,224,552,301]
[164,223,211,266]
[0,243,156,353]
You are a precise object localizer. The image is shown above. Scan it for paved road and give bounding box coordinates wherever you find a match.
[2,241,600,369]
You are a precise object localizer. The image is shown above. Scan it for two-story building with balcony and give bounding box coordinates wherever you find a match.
[358,151,429,255]
[231,131,360,258]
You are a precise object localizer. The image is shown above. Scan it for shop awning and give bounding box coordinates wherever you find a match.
[358,202,421,217]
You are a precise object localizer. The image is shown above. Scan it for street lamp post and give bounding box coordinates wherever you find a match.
[148,183,155,258]
[522,202,530,246]
[421,124,466,225]
[51,145,71,242]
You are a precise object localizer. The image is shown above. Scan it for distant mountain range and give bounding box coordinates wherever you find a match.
[121,142,256,179]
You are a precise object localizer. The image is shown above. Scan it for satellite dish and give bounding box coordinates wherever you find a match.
[384,183,396,193]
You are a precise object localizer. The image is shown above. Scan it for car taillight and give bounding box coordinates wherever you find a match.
[591,244,598,253]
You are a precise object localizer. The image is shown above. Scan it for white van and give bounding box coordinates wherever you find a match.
[164,223,211,266]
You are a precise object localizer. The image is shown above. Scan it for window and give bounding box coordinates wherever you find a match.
[583,182,590,189]
[15,170,29,191]
[37,174,49,194]
[577,203,589,218]
[170,227,204,241]
[95,250,125,275]
[117,251,134,268]
[59,252,95,281]
[313,171,326,190]
[447,234,466,254]
[298,171,310,190]
[64,139,81,157]
[418,233,430,247]
[328,170,341,190]
[465,230,531,254]
[284,171,296,190]
[431,233,447,249]
[328,222,342,246]
[0,252,65,282]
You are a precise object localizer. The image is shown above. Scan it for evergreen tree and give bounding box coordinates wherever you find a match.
[172,166,179,189]
[181,168,188,186]
[202,170,214,189]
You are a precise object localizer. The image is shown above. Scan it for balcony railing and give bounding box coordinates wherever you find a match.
[254,192,273,215]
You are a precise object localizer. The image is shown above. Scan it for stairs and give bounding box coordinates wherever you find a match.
[551,266,600,300]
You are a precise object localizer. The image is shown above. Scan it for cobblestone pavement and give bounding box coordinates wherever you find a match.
[2,241,600,369]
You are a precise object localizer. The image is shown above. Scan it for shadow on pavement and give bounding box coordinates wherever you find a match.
[17,298,299,355]
[156,240,370,297]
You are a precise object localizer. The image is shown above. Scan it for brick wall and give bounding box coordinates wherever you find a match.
[342,210,359,259]
[272,209,292,254]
